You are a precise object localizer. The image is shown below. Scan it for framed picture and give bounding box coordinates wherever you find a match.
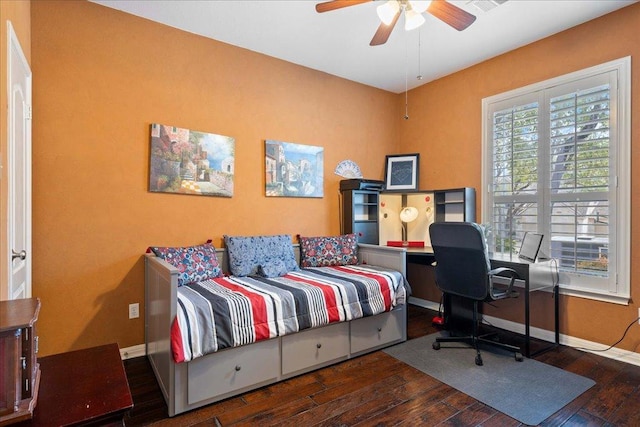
[265,140,324,198]
[384,153,420,192]
[149,123,235,197]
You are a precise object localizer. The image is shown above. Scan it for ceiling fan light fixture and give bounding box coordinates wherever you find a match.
[404,8,426,31]
[317,0,476,46]
[408,0,432,14]
[377,0,400,25]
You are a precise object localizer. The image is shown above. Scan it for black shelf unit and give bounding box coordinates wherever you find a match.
[341,189,379,244]
[434,187,476,222]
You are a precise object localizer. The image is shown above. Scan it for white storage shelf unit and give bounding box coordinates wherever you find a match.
[379,188,476,247]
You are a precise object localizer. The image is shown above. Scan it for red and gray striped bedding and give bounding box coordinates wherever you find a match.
[171,265,407,363]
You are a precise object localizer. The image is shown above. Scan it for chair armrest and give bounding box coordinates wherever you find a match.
[489,267,520,298]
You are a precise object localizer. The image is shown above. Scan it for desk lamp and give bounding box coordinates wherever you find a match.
[400,206,419,246]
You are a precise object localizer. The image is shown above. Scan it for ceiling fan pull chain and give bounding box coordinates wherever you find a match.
[404,32,409,120]
[417,30,423,81]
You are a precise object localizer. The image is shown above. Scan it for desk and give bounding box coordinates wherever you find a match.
[405,247,559,358]
[489,254,559,357]
[17,343,133,426]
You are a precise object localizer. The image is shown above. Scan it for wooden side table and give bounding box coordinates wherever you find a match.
[0,298,40,426]
[16,343,133,426]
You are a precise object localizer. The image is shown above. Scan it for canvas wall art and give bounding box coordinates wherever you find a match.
[149,123,235,197]
[265,140,324,198]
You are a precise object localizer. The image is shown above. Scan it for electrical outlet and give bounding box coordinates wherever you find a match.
[129,303,139,319]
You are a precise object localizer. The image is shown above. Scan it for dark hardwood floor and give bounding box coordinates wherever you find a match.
[123,305,640,426]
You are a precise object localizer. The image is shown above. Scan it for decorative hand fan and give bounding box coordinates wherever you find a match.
[334,160,363,178]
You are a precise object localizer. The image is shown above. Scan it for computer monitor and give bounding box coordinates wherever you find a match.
[518,232,544,262]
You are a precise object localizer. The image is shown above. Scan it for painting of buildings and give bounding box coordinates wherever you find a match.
[265,140,324,198]
[149,123,235,197]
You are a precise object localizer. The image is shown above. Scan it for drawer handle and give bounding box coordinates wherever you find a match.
[377,327,382,333]
[316,343,322,349]
[235,365,241,372]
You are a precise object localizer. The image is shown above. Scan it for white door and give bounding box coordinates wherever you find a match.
[7,21,32,300]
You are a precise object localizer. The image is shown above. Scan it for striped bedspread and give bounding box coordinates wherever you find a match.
[171,265,407,363]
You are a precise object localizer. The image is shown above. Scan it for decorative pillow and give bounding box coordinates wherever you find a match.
[223,234,299,277]
[298,234,359,268]
[150,243,223,286]
[258,259,289,278]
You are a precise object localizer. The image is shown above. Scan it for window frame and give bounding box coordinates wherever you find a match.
[481,57,631,304]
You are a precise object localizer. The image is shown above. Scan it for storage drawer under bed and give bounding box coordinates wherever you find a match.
[281,322,349,376]
[187,338,279,405]
[350,309,403,354]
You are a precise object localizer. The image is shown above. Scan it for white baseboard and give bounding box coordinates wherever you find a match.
[119,344,146,360]
[408,296,441,312]
[560,333,640,367]
[408,297,640,367]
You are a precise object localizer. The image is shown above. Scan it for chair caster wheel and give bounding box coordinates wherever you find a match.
[475,354,483,366]
[515,352,523,362]
[432,341,441,350]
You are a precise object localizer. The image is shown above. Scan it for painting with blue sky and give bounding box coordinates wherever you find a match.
[149,123,235,197]
[265,140,324,198]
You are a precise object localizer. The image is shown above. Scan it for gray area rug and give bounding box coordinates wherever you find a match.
[384,333,595,426]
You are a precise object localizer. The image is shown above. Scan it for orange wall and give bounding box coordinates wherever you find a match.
[30,0,399,356]
[399,4,640,351]
[0,1,31,299]
[27,0,640,356]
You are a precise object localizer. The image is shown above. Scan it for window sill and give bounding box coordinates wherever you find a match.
[558,286,630,305]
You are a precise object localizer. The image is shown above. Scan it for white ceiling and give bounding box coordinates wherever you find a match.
[91,0,637,93]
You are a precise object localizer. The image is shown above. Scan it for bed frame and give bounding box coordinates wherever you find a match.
[145,243,408,416]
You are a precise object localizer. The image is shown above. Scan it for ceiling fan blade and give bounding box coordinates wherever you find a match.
[370,10,401,46]
[427,0,477,31]
[315,0,371,13]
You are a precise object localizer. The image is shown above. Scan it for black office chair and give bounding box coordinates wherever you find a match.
[429,222,524,366]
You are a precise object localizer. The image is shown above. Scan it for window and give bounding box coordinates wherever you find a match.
[482,57,630,304]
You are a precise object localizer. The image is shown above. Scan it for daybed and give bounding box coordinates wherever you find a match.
[145,235,409,417]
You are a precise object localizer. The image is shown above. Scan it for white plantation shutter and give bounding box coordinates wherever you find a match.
[549,84,611,195]
[491,101,539,254]
[547,79,612,284]
[492,102,539,196]
[482,58,630,303]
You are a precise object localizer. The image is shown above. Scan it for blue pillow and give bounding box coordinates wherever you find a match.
[224,235,299,277]
[258,259,289,278]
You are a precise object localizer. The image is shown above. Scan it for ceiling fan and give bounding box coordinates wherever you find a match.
[316,0,477,46]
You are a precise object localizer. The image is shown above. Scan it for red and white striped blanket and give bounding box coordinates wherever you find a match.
[171,265,407,363]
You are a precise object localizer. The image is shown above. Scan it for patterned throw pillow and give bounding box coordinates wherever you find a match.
[150,243,223,286]
[299,234,359,268]
[258,259,289,278]
[224,235,299,277]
